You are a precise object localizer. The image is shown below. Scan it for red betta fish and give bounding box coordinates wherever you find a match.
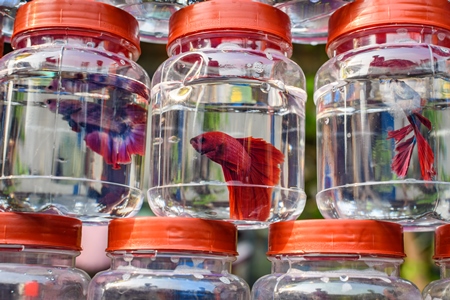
[386,79,435,180]
[47,99,147,169]
[190,131,284,221]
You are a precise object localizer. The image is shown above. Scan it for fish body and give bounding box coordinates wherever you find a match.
[47,99,147,169]
[386,79,435,180]
[190,131,284,221]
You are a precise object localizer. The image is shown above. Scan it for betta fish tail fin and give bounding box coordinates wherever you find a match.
[387,112,435,180]
[84,109,146,170]
[410,112,435,180]
[226,137,284,221]
[390,135,415,178]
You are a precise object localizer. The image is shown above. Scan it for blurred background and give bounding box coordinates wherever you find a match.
[3,39,438,291]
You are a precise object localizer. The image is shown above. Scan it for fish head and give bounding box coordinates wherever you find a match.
[46,99,58,112]
[190,132,222,155]
[46,99,82,116]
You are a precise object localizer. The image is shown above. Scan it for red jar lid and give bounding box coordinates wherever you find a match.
[107,217,238,255]
[327,0,450,51]
[268,219,405,257]
[11,0,140,55]
[433,223,450,259]
[0,213,82,251]
[168,0,292,51]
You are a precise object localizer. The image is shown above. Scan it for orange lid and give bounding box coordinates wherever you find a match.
[107,217,238,255]
[433,223,450,259]
[168,0,291,49]
[327,0,450,51]
[268,219,405,257]
[0,213,82,251]
[11,0,140,54]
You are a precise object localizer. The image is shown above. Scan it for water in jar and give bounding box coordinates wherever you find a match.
[0,69,148,223]
[89,254,250,299]
[316,76,450,231]
[149,78,306,229]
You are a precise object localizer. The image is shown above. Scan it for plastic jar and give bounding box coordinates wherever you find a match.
[88,217,250,299]
[314,0,450,231]
[273,0,352,45]
[0,212,90,299]
[0,0,22,43]
[148,0,307,230]
[0,0,150,223]
[96,0,189,44]
[423,223,450,299]
[252,219,421,299]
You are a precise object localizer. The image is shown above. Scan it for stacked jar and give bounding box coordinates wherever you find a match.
[148,0,307,230]
[423,223,450,299]
[314,0,450,231]
[252,219,422,299]
[0,0,150,222]
[0,213,90,299]
[88,217,250,299]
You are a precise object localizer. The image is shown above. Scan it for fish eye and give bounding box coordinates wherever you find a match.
[199,136,206,144]
[48,85,53,90]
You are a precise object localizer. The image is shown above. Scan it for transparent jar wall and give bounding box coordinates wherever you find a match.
[314,26,450,231]
[88,251,250,299]
[0,32,150,223]
[0,247,90,300]
[96,0,188,44]
[422,259,450,299]
[252,255,421,299]
[149,32,307,229]
[273,0,352,45]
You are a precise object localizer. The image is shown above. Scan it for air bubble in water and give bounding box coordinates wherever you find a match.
[340,275,349,282]
[253,61,264,73]
[168,136,180,143]
[260,82,271,93]
[153,138,163,145]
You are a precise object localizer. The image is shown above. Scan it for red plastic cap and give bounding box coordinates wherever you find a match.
[0,213,82,251]
[107,217,238,255]
[327,0,450,51]
[434,223,450,259]
[268,219,405,257]
[11,0,140,54]
[168,0,292,48]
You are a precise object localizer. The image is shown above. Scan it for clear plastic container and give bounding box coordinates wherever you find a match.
[0,0,22,43]
[314,0,450,231]
[0,212,90,299]
[96,0,189,44]
[272,0,353,45]
[88,217,250,299]
[423,223,450,299]
[252,219,422,299]
[0,0,150,223]
[148,0,307,230]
